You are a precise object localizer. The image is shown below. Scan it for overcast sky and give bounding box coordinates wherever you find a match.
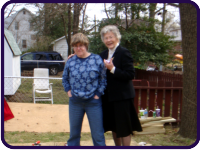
[3,3,180,21]
[1,2,200,28]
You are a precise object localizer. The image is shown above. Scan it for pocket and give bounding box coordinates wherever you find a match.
[91,97,102,104]
[69,96,73,100]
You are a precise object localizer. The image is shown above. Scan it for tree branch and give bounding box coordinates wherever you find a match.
[167,3,179,8]
[5,3,17,18]
[81,4,87,32]
[83,24,99,33]
[104,3,110,19]
[155,7,163,14]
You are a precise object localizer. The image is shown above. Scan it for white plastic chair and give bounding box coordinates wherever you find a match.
[33,68,53,104]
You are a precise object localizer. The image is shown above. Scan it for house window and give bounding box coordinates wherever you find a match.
[15,22,19,30]
[23,10,26,14]
[30,22,33,30]
[22,40,27,48]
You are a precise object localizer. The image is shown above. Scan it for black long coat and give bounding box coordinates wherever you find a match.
[100,45,135,102]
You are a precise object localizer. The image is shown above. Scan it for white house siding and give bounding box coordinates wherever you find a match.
[53,38,68,60]
[4,37,21,95]
[4,37,13,76]
[7,9,37,52]
[173,30,182,41]
[11,56,21,95]
[169,29,182,42]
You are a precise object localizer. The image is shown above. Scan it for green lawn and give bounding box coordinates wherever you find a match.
[4,125,196,146]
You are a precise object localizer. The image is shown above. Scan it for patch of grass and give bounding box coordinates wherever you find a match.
[4,132,70,144]
[4,125,196,146]
[133,125,196,146]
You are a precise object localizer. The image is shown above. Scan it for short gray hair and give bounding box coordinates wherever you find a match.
[100,25,121,42]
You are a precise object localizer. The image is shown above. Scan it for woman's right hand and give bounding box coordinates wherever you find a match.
[68,54,75,59]
[68,90,72,97]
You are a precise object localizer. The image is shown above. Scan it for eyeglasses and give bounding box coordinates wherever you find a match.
[104,36,114,41]
[73,45,85,49]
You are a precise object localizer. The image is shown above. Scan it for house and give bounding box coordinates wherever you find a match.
[4,7,37,52]
[168,23,182,53]
[4,29,21,95]
[51,36,68,60]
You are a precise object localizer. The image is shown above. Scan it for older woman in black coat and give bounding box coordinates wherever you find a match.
[100,25,142,146]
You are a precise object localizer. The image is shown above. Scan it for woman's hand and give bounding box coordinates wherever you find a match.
[68,54,75,59]
[104,57,114,71]
[68,90,72,97]
[94,95,99,99]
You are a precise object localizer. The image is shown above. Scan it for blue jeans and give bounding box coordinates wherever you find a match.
[67,96,106,146]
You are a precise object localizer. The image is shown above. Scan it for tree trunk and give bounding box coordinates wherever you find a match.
[161,3,166,34]
[43,3,49,36]
[68,3,72,55]
[81,4,87,32]
[148,3,157,28]
[73,3,85,35]
[125,4,128,29]
[104,3,110,19]
[115,3,119,19]
[73,3,79,34]
[178,3,197,139]
[149,3,157,19]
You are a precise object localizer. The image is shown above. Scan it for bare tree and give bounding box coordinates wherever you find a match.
[104,3,110,19]
[4,3,25,18]
[73,3,85,34]
[81,4,87,33]
[124,4,129,29]
[67,3,72,55]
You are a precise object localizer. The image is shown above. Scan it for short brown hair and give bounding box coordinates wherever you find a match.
[71,33,89,50]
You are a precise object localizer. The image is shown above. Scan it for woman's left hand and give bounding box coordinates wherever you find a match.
[94,95,99,99]
[104,57,114,71]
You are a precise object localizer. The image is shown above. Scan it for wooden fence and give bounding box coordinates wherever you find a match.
[135,69,183,82]
[133,80,183,123]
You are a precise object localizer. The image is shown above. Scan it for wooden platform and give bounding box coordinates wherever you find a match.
[135,117,176,135]
[4,103,176,134]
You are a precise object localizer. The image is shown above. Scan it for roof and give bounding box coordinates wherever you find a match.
[4,7,35,29]
[4,29,21,56]
[51,36,66,45]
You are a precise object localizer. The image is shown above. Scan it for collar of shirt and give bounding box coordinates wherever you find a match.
[108,43,119,60]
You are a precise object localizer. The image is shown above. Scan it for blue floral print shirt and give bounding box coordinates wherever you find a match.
[62,53,107,99]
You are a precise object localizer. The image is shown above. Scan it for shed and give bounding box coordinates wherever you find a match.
[51,36,68,60]
[4,29,22,95]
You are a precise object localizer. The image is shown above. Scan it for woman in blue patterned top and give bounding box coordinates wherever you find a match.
[62,33,107,146]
